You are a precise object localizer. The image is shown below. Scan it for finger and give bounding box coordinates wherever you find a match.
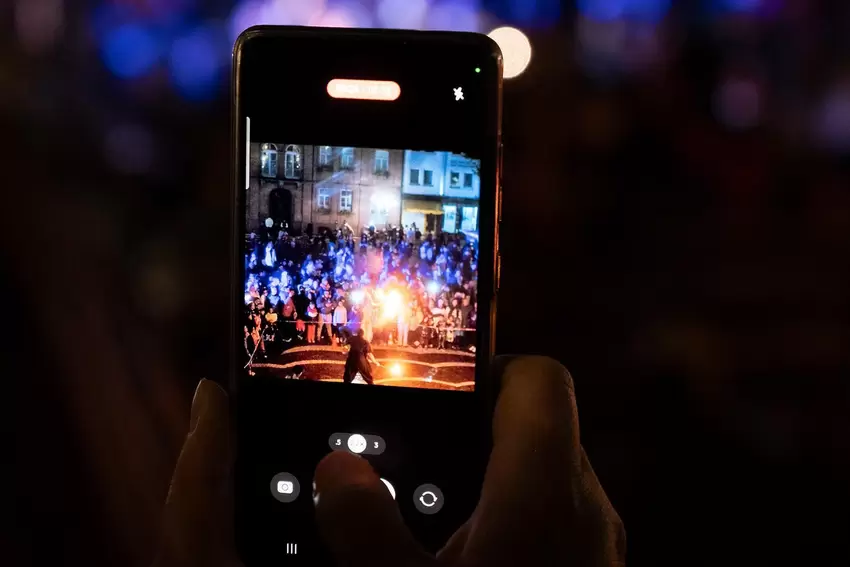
[435,520,471,563]
[463,356,583,565]
[578,447,628,566]
[155,379,238,567]
[314,451,434,567]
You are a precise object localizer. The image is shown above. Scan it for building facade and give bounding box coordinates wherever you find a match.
[246,143,404,235]
[400,150,481,234]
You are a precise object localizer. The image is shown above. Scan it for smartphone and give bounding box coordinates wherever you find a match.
[231,26,502,566]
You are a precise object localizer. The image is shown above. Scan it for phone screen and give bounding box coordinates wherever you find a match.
[244,142,481,389]
[232,27,501,566]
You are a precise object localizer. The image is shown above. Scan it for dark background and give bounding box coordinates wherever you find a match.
[6,1,849,566]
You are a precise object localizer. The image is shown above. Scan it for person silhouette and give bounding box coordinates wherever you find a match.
[342,328,381,384]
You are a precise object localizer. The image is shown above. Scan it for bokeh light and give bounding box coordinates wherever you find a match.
[261,0,328,26]
[15,0,64,54]
[103,123,156,175]
[713,77,762,130]
[228,0,265,43]
[814,81,850,153]
[577,0,671,23]
[228,0,329,41]
[426,0,482,32]
[376,0,430,29]
[310,2,374,28]
[101,23,162,79]
[168,25,225,100]
[721,0,762,13]
[390,363,402,376]
[505,0,561,25]
[488,26,532,79]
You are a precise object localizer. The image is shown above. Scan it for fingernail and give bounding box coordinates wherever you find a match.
[189,379,209,433]
[314,451,372,494]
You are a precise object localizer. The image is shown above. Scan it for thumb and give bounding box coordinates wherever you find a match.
[154,379,238,567]
[313,452,434,567]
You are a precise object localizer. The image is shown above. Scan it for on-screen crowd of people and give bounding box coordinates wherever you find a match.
[243,221,478,371]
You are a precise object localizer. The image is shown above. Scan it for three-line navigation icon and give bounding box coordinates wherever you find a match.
[286,543,298,555]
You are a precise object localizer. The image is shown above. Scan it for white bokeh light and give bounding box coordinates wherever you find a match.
[488,26,531,79]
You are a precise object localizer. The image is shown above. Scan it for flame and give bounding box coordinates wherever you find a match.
[380,289,403,321]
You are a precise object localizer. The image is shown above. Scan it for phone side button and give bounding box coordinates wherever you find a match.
[495,252,501,292]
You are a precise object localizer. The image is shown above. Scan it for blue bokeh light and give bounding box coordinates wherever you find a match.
[168,25,225,100]
[577,0,671,23]
[90,3,135,39]
[426,1,482,32]
[722,0,763,12]
[505,0,561,24]
[101,23,162,79]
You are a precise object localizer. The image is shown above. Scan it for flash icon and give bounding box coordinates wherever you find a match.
[453,87,464,101]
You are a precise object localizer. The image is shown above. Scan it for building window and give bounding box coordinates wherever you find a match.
[449,171,460,187]
[341,147,355,169]
[464,173,473,188]
[317,187,331,210]
[443,205,457,233]
[374,150,389,174]
[409,168,420,185]
[339,188,353,212]
[318,146,332,168]
[461,206,478,231]
[284,144,301,179]
[260,143,278,178]
[423,170,433,186]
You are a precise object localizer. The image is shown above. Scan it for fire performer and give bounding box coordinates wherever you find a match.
[342,328,382,385]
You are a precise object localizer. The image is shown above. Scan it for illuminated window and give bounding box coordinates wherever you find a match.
[260,143,278,178]
[374,150,389,173]
[423,170,433,186]
[339,188,353,212]
[461,206,478,231]
[409,168,420,185]
[317,187,331,210]
[449,171,460,187]
[284,145,301,179]
[443,204,457,233]
[318,146,332,167]
[341,147,355,169]
[464,173,473,188]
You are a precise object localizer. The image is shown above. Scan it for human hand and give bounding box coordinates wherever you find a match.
[154,357,625,567]
[152,379,240,567]
[313,356,626,567]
